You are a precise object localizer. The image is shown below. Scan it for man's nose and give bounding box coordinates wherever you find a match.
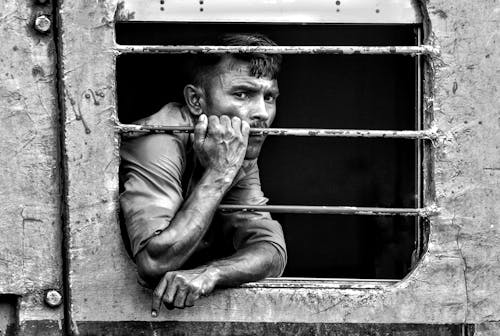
[249,97,269,123]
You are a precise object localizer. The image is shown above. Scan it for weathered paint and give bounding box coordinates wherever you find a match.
[54,0,500,336]
[427,0,500,328]
[0,0,63,333]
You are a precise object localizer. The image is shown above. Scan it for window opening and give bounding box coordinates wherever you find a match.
[115,22,431,280]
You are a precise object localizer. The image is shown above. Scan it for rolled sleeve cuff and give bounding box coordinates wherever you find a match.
[122,205,174,258]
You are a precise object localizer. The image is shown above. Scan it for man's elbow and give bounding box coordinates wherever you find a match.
[135,239,180,285]
[267,243,287,278]
[135,250,165,285]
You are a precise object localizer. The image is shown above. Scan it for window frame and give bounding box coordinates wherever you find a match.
[59,0,471,327]
[114,25,433,284]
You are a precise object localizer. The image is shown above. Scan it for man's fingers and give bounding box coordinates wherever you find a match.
[151,274,169,317]
[220,115,235,139]
[164,275,178,306]
[194,114,208,147]
[173,287,188,308]
[185,290,201,307]
[241,120,250,139]
[231,117,242,138]
[207,115,221,136]
[220,115,231,128]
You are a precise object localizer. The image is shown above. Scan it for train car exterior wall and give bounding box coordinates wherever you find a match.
[0,0,498,335]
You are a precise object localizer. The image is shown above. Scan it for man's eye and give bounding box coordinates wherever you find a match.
[234,92,247,99]
[265,95,277,103]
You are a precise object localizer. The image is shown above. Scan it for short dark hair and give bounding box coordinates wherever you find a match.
[187,33,282,89]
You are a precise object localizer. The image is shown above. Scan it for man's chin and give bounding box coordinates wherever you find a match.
[245,136,267,160]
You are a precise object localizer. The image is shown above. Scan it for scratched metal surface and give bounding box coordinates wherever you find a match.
[0,0,64,333]
[58,0,500,334]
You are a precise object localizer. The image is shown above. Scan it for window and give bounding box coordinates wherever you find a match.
[116,19,431,280]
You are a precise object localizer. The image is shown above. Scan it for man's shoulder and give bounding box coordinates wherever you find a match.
[121,103,193,160]
[134,102,194,127]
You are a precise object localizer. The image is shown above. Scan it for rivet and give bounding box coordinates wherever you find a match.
[36,0,49,4]
[34,15,51,34]
[44,290,63,308]
[84,93,91,99]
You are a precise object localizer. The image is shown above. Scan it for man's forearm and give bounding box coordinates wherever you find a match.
[137,169,234,282]
[201,242,283,288]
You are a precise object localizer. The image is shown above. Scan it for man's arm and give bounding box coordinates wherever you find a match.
[149,161,286,313]
[136,114,250,283]
[151,241,282,312]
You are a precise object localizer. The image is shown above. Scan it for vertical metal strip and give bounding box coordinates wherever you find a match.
[52,0,73,333]
[415,27,423,260]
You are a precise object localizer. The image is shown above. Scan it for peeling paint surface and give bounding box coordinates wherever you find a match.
[55,0,500,334]
[0,0,63,332]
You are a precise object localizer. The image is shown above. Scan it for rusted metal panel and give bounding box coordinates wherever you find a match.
[60,0,499,332]
[0,0,63,333]
[117,0,422,24]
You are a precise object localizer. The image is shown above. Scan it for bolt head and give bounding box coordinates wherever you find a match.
[44,289,63,308]
[34,15,51,33]
[36,0,49,4]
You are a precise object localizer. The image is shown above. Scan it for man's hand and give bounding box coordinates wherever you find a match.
[151,267,218,315]
[194,114,250,180]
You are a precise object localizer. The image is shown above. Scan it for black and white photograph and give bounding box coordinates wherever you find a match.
[0,0,498,335]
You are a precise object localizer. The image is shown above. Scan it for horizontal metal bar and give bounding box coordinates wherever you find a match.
[115,45,439,56]
[241,277,398,289]
[115,122,436,140]
[218,205,438,216]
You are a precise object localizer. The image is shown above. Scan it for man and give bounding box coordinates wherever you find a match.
[120,33,287,315]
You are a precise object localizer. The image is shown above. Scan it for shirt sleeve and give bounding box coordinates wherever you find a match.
[119,105,191,258]
[219,160,288,276]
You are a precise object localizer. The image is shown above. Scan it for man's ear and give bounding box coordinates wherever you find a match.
[183,84,205,116]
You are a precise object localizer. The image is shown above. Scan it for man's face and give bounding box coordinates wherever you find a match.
[201,56,279,160]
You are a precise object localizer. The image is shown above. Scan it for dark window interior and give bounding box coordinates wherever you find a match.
[116,23,420,279]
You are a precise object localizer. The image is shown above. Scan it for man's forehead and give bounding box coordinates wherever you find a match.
[213,56,278,89]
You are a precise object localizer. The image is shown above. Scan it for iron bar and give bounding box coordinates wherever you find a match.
[415,27,424,261]
[114,45,439,56]
[115,122,437,140]
[218,205,438,217]
[241,277,398,289]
